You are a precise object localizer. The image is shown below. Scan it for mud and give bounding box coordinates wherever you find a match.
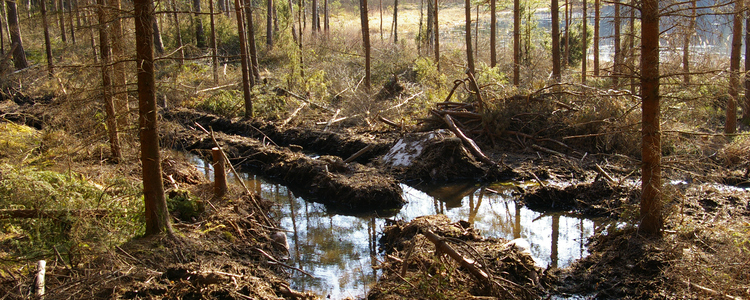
[163,121,405,215]
[520,179,638,217]
[370,215,547,299]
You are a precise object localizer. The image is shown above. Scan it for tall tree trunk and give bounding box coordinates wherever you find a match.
[628,2,635,92]
[289,0,297,43]
[417,0,423,55]
[266,0,272,48]
[98,0,122,162]
[6,0,27,70]
[683,0,695,85]
[234,0,252,116]
[727,0,743,134]
[68,0,76,43]
[86,0,99,63]
[41,0,54,75]
[134,0,173,236]
[513,0,519,85]
[745,9,750,124]
[490,0,495,67]
[593,0,598,76]
[613,0,620,87]
[563,0,568,68]
[312,0,318,33]
[111,0,127,129]
[379,0,382,40]
[297,0,304,77]
[551,0,560,82]
[360,0,371,91]
[465,0,474,76]
[324,0,329,33]
[0,0,5,55]
[581,0,586,83]
[243,0,260,81]
[152,16,165,54]
[392,0,397,43]
[58,0,67,43]
[433,0,438,71]
[194,0,206,48]
[639,0,662,237]
[171,0,184,64]
[210,0,219,83]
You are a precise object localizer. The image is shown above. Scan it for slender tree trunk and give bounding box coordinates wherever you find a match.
[360,0,371,91]
[745,9,750,124]
[134,0,173,236]
[593,0,598,76]
[433,0,438,71]
[379,0,382,40]
[639,0,662,237]
[110,0,127,129]
[613,0,619,87]
[474,4,478,60]
[683,0,695,85]
[0,0,5,55]
[171,0,184,64]
[324,0,329,33]
[563,0,568,68]
[234,0,252,116]
[41,0,54,75]
[465,0,474,76]
[551,0,560,82]
[312,0,318,33]
[58,0,67,43]
[210,0,218,82]
[98,0,122,162]
[417,0,422,55]
[152,16,165,54]
[194,0,206,48]
[68,0,75,43]
[392,0,397,43]
[86,0,99,63]
[298,0,304,77]
[266,0,272,48]
[628,2,635,92]
[581,0,586,83]
[727,0,743,134]
[490,0,495,67]
[243,0,260,81]
[6,0,27,69]
[513,0,519,85]
[289,0,297,43]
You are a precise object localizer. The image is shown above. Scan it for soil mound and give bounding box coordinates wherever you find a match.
[521,180,637,217]
[370,215,548,299]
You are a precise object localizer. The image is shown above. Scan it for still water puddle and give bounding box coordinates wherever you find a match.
[185,153,601,299]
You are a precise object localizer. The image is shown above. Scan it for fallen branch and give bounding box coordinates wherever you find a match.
[377,115,400,129]
[281,102,307,127]
[344,144,375,163]
[422,229,490,285]
[683,280,745,300]
[323,109,341,131]
[442,114,498,167]
[595,164,616,183]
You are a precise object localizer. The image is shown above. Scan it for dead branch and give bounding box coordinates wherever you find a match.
[422,229,490,285]
[281,102,307,127]
[442,114,498,167]
[377,115,401,129]
[344,144,375,163]
[595,164,616,183]
[0,209,108,219]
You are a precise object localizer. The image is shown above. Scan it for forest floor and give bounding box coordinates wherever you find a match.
[2,89,750,299]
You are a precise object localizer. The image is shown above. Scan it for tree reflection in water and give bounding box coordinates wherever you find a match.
[185,152,601,300]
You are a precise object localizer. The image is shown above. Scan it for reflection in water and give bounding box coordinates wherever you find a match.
[185,152,599,299]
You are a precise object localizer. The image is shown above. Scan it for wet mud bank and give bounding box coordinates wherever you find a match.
[164,108,393,164]
[521,180,638,217]
[370,215,548,299]
[163,122,405,214]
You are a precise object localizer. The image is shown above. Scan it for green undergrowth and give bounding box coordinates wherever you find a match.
[0,122,144,266]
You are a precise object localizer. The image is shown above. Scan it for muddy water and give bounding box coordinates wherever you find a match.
[186,153,601,299]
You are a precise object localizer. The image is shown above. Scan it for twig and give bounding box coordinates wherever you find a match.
[683,280,744,300]
[281,102,307,127]
[442,114,498,167]
[344,144,375,163]
[595,164,616,183]
[252,248,314,278]
[115,246,142,264]
[323,109,341,131]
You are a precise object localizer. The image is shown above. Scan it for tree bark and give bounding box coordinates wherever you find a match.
[639,0,662,237]
[312,0,318,33]
[210,0,218,82]
[152,16,165,54]
[433,0,438,71]
[171,0,185,64]
[111,0,127,129]
[194,0,206,49]
[58,0,67,43]
[98,0,122,162]
[6,0,27,70]
[0,0,5,55]
[86,0,99,63]
[512,0,519,85]
[134,0,173,236]
[613,0,620,87]
[392,0,397,43]
[243,0,260,82]
[490,0,495,67]
[235,0,253,117]
[464,0,474,77]
[324,0,329,33]
[68,0,76,43]
[563,0,568,67]
[683,0,695,85]
[266,0,272,48]
[727,0,742,134]
[41,0,54,75]
[581,0,587,83]
[745,8,750,124]
[360,0,371,91]
[551,0,560,83]
[593,0,598,76]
